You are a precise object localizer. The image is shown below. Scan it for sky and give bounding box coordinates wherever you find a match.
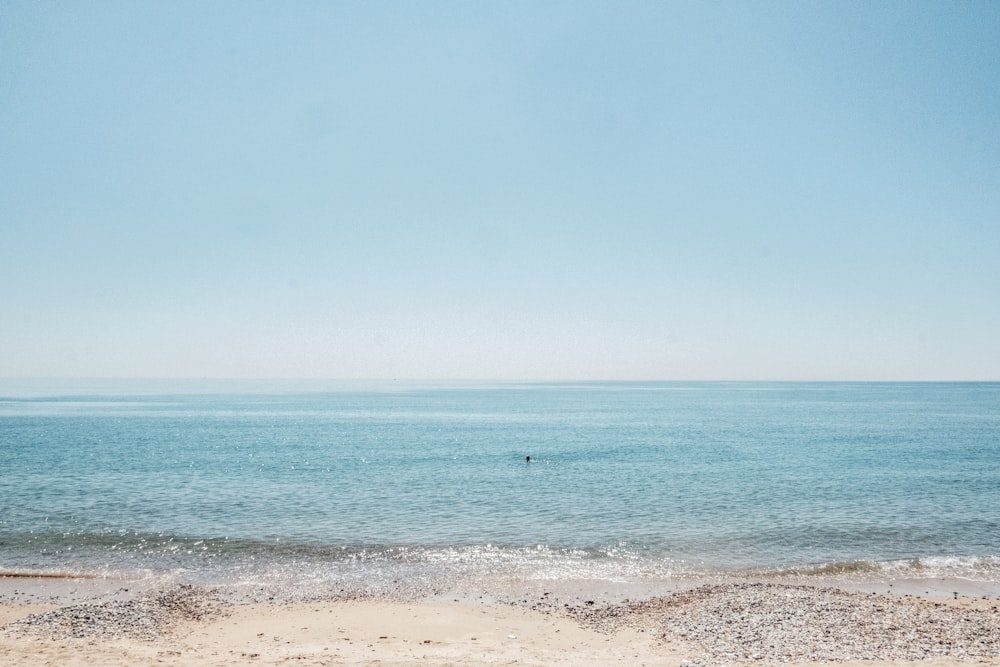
[1,1,998,381]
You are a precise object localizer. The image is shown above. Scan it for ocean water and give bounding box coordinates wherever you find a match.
[1,380,998,595]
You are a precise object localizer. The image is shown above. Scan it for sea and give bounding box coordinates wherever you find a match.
[2,380,998,600]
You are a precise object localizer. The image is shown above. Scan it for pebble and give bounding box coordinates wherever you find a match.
[568,582,1000,664]
[0,584,221,641]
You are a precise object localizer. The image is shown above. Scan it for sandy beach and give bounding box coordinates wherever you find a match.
[2,577,998,666]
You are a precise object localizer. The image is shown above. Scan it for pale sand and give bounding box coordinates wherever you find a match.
[1,594,998,667]
[1,597,686,666]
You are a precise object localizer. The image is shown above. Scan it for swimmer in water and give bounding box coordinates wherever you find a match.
[525,455,531,462]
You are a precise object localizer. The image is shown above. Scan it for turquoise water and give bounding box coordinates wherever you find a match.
[1,381,998,590]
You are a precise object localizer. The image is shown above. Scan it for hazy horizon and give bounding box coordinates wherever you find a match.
[3,2,998,381]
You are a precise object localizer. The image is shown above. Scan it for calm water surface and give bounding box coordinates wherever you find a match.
[1,380,998,591]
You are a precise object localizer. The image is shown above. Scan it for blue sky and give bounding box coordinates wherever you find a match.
[2,1,998,380]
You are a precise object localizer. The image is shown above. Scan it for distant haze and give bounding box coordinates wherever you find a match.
[2,1,998,380]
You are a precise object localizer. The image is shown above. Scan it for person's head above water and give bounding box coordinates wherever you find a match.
[525,455,531,462]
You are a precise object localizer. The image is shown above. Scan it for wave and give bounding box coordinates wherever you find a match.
[0,569,98,579]
[767,560,887,576]
[757,555,1000,580]
[4,528,1000,589]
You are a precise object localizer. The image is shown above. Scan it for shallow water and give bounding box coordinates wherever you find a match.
[2,380,998,594]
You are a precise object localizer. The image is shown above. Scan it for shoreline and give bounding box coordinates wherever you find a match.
[4,566,1000,606]
[2,574,999,666]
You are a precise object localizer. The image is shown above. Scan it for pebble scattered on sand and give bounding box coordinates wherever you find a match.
[568,582,1000,664]
[5,580,1000,663]
[1,584,221,641]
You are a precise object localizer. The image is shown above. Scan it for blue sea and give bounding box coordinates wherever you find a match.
[2,380,998,597]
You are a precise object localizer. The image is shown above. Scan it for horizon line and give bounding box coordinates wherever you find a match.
[2,377,997,384]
